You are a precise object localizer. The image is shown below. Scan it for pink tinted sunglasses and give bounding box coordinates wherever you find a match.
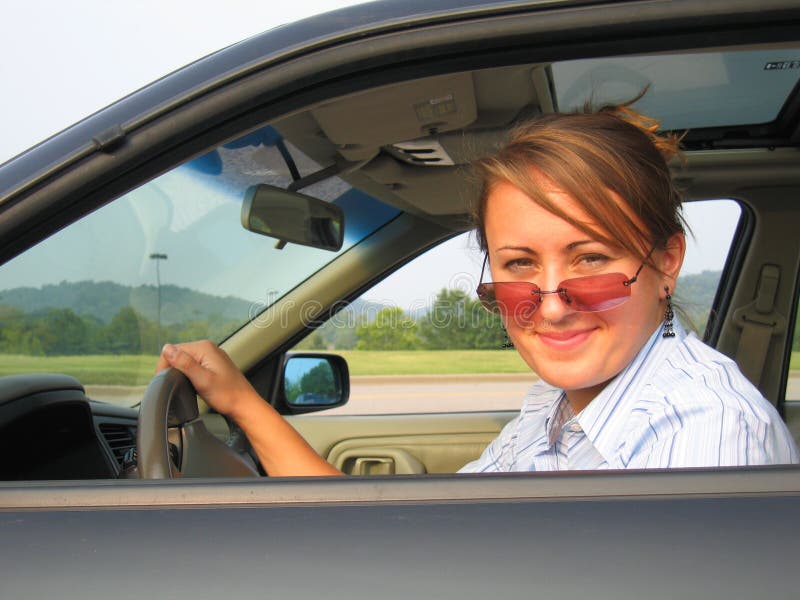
[476,253,649,325]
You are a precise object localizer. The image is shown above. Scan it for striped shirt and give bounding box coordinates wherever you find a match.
[460,320,799,472]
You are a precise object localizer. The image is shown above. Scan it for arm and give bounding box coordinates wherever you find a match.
[157,341,343,477]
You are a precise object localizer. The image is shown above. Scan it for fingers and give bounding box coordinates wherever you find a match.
[154,346,173,373]
[157,340,219,370]
[157,342,213,393]
[156,340,251,418]
[155,342,188,373]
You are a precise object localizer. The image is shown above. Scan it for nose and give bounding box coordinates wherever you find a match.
[533,276,574,324]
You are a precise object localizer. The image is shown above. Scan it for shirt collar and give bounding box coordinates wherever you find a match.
[576,318,687,464]
[544,392,573,448]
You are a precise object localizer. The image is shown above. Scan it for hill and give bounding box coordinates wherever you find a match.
[0,280,252,325]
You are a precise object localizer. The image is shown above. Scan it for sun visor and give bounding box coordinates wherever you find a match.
[311,73,478,162]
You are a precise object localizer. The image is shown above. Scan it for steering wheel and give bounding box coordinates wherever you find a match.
[137,367,259,478]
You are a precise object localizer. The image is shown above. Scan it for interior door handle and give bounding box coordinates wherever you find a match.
[334,447,427,475]
[353,457,395,475]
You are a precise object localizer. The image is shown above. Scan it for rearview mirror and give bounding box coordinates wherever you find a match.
[242,184,344,251]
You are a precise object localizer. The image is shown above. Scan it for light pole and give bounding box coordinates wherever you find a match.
[149,253,168,351]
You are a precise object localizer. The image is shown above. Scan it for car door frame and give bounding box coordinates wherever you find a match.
[1,2,800,577]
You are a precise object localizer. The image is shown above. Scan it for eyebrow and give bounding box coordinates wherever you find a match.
[566,240,596,251]
[496,240,597,253]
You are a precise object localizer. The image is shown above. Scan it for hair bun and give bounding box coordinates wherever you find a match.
[597,90,685,164]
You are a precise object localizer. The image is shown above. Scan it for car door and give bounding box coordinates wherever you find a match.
[2,1,800,599]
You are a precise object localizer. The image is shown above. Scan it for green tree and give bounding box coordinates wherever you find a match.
[419,288,507,349]
[296,317,359,350]
[174,320,212,344]
[0,305,40,354]
[33,308,93,355]
[97,306,154,354]
[470,310,509,349]
[295,329,327,351]
[355,307,420,350]
[300,362,337,396]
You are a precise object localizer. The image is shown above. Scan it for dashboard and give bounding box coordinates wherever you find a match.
[0,374,138,480]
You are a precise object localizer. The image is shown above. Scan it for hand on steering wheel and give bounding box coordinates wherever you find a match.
[136,367,258,479]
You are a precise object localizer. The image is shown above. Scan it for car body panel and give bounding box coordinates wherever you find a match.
[1,472,799,598]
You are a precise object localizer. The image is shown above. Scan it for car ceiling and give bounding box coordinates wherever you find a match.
[271,64,549,219]
[270,49,800,224]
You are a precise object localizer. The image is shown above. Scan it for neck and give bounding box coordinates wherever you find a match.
[565,385,604,414]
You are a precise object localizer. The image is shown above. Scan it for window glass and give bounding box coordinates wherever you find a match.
[678,199,742,334]
[783,240,800,447]
[785,298,800,403]
[552,49,800,129]
[0,125,399,407]
[299,199,742,416]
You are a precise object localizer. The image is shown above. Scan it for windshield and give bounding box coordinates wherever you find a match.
[0,125,399,406]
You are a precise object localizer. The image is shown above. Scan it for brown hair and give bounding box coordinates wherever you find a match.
[472,99,686,265]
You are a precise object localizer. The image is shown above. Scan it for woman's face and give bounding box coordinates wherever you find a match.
[483,179,684,410]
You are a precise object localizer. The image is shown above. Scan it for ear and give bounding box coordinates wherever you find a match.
[657,232,686,290]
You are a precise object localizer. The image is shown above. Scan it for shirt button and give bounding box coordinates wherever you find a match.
[568,422,582,433]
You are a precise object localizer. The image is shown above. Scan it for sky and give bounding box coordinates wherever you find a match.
[0,0,370,163]
[0,0,739,309]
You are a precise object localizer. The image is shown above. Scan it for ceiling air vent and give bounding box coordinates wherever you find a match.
[390,139,455,166]
[99,423,136,468]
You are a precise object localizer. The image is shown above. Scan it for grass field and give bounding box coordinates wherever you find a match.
[3,350,797,386]
[0,354,161,385]
[0,350,532,385]
[337,350,530,376]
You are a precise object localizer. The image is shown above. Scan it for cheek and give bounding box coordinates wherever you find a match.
[620,278,664,332]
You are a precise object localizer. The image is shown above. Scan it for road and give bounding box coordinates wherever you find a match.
[86,373,800,413]
[322,373,533,415]
[326,373,800,415]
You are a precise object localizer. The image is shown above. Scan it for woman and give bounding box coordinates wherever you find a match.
[157,102,798,474]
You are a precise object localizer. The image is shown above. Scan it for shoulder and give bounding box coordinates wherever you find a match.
[619,335,798,466]
[647,333,774,421]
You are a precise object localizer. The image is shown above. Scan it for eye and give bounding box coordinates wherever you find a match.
[504,257,534,271]
[576,253,609,268]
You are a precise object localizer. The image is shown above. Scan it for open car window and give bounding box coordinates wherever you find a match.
[0,10,797,482]
[292,199,743,417]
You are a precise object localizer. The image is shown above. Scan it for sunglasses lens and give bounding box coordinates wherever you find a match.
[477,282,540,323]
[561,273,631,311]
[477,272,634,321]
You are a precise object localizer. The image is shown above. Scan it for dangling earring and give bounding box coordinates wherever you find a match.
[662,286,675,338]
[501,329,514,349]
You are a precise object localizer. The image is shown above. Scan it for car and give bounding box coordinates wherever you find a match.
[1,0,800,597]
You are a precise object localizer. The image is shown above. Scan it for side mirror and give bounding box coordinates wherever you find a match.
[282,353,349,413]
[242,184,344,251]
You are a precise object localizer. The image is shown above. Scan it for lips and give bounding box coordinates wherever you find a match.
[536,328,595,350]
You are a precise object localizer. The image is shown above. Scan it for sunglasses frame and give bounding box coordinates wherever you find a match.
[476,250,652,320]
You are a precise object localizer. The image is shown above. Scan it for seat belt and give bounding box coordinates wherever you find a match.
[733,264,786,399]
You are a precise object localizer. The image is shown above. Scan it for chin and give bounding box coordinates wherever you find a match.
[538,369,601,392]
[518,346,610,391]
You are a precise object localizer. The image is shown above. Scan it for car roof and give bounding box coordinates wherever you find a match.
[0,0,550,199]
